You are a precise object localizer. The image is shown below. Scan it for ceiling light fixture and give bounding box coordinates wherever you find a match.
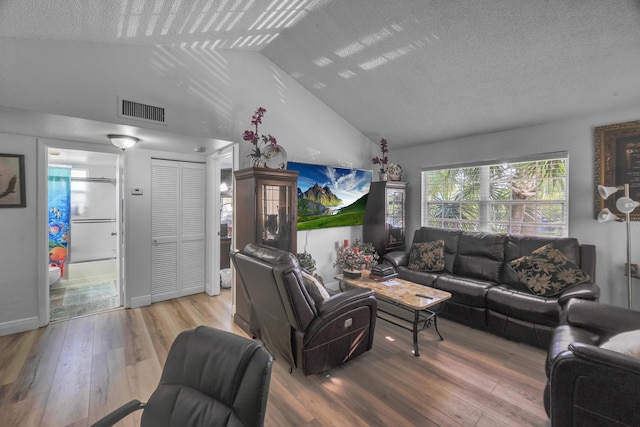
[108,134,140,150]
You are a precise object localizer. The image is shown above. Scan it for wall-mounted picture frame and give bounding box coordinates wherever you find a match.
[287,161,373,231]
[0,153,26,208]
[594,119,640,220]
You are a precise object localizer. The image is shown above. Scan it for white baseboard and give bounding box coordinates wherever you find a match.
[129,295,151,309]
[0,316,39,337]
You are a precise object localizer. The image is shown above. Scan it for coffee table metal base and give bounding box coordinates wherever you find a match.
[375,297,444,356]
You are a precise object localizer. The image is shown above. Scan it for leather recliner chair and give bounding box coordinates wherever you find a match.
[231,243,377,375]
[91,326,273,427]
[544,299,640,426]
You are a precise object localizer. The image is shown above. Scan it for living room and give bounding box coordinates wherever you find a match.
[1,1,639,425]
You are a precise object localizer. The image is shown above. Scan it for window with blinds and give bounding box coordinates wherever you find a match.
[421,153,568,237]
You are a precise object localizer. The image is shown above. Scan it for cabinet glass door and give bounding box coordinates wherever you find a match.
[387,188,405,248]
[260,184,292,250]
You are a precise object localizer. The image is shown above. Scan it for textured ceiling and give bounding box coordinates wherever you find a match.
[1,0,639,149]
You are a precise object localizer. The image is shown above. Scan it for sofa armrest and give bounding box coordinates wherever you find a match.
[383,251,408,268]
[564,299,640,336]
[317,288,375,316]
[549,342,640,426]
[306,288,377,350]
[568,342,640,374]
[557,283,600,306]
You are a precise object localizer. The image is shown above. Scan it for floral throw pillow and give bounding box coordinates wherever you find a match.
[301,271,330,304]
[509,243,591,296]
[408,240,445,272]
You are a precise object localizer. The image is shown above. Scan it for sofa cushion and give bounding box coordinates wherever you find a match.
[600,330,640,357]
[396,266,438,286]
[486,285,561,326]
[501,263,535,292]
[412,227,461,273]
[301,271,330,304]
[545,324,601,377]
[505,235,581,265]
[408,240,445,272]
[453,231,506,283]
[509,244,590,296]
[435,274,493,308]
[503,235,582,287]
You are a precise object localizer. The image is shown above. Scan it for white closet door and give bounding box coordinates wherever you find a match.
[151,160,179,301]
[151,159,205,302]
[180,162,205,295]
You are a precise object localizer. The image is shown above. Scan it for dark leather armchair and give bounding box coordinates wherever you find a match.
[544,299,640,426]
[231,243,377,375]
[91,326,273,427]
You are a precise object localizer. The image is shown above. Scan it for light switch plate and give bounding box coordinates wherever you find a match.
[131,187,143,195]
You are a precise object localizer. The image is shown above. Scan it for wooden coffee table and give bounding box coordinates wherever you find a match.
[336,272,452,356]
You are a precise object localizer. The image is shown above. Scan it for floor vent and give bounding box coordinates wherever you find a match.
[119,98,166,124]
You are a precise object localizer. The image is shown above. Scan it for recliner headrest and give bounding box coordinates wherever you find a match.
[242,243,300,268]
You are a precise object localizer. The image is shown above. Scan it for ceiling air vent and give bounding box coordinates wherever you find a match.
[119,98,166,125]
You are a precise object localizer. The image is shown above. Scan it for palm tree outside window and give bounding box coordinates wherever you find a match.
[422,153,568,237]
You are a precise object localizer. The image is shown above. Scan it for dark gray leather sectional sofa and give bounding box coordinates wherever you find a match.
[383,226,600,348]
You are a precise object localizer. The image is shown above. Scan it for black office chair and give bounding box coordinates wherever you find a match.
[91,326,273,427]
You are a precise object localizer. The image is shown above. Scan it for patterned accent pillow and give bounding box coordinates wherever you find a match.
[509,243,591,296]
[408,240,446,272]
[301,271,330,304]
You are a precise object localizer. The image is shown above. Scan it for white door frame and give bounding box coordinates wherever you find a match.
[37,139,123,326]
[206,145,235,297]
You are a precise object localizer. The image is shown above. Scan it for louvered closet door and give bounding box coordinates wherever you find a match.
[151,159,205,302]
[179,162,205,295]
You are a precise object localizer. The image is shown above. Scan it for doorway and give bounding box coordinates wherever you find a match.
[219,153,233,292]
[48,148,121,321]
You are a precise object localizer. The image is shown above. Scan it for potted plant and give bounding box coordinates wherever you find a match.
[372,138,389,180]
[333,239,379,277]
[242,107,281,167]
[297,251,317,272]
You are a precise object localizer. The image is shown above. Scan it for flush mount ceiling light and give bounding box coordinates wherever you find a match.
[108,134,140,150]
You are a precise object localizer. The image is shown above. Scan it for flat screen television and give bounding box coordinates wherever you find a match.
[287,161,373,230]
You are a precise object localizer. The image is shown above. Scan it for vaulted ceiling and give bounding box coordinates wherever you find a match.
[1,0,639,149]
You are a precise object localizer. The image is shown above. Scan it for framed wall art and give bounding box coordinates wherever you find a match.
[0,153,26,208]
[287,161,373,231]
[594,119,640,220]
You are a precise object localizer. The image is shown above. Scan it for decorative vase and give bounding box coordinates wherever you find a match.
[379,172,388,181]
[263,144,288,170]
[343,269,362,279]
[387,163,403,181]
[250,156,266,168]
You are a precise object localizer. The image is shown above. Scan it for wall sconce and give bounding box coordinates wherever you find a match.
[598,183,639,309]
[108,134,140,150]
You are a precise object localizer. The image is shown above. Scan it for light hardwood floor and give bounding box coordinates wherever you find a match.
[0,289,550,426]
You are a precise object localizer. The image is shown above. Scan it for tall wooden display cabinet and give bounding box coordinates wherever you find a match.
[363,180,408,257]
[232,167,298,335]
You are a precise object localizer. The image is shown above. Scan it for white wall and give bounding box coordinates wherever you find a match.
[0,134,39,334]
[393,107,640,308]
[0,38,373,332]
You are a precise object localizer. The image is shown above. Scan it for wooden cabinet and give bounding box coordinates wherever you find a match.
[363,181,408,257]
[220,237,231,269]
[232,167,298,335]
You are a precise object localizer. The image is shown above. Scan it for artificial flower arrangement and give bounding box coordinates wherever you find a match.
[242,107,279,166]
[333,239,380,271]
[371,138,389,174]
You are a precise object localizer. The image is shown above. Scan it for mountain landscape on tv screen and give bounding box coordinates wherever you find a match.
[288,162,372,230]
